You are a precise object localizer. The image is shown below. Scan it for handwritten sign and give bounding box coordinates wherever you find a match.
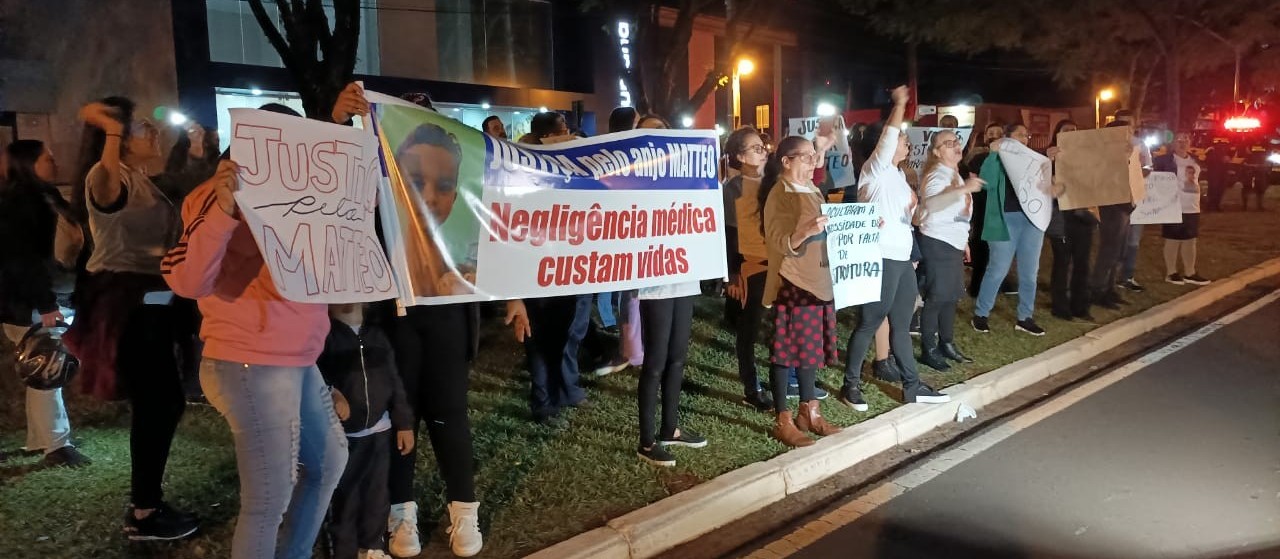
[1130,171,1182,225]
[996,140,1053,231]
[1056,126,1135,210]
[822,203,882,310]
[230,108,397,303]
[790,116,856,189]
[907,127,973,183]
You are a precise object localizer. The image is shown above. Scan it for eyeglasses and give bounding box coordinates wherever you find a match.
[739,145,766,155]
[940,140,961,148]
[785,152,820,164]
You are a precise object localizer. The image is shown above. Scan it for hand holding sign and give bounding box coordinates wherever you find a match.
[211,160,241,217]
[792,214,829,249]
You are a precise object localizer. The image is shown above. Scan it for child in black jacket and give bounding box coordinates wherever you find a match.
[320,303,415,559]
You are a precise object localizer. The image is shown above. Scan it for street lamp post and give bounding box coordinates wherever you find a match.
[732,58,755,129]
[1095,88,1116,129]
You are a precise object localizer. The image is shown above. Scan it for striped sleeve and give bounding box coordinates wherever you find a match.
[161,184,240,299]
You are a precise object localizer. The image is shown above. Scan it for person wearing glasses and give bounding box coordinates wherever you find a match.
[843,86,952,408]
[757,130,843,447]
[971,123,1048,336]
[722,126,776,412]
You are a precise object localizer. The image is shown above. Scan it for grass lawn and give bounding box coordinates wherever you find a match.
[2,192,1279,558]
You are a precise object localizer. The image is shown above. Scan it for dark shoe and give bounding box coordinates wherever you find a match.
[1051,310,1073,321]
[591,357,630,377]
[1183,274,1211,286]
[838,385,869,412]
[1166,273,1185,285]
[919,349,952,371]
[941,342,974,364]
[971,315,991,333]
[637,444,676,467]
[659,428,708,449]
[796,401,842,436]
[1073,313,1097,323]
[123,503,200,541]
[742,390,775,412]
[1118,278,1145,293]
[42,446,90,468]
[1093,292,1121,310]
[909,309,922,337]
[771,411,814,448]
[788,384,828,400]
[1000,280,1019,295]
[905,383,951,404]
[871,358,903,383]
[1015,318,1046,336]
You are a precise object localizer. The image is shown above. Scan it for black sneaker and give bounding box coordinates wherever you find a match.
[1166,273,1185,285]
[1015,318,1046,336]
[659,428,708,448]
[906,384,951,404]
[838,385,869,412]
[741,390,775,412]
[919,349,952,371]
[909,309,922,337]
[971,315,991,333]
[871,358,903,383]
[786,384,829,400]
[42,446,90,468]
[123,503,200,541]
[637,444,676,467]
[1183,274,1211,286]
[1118,278,1145,293]
[591,357,630,377]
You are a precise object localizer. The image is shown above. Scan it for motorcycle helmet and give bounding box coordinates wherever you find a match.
[14,323,79,390]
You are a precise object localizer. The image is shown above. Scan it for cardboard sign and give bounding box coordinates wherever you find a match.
[230,108,397,303]
[1056,126,1136,210]
[822,203,882,310]
[1131,171,1183,225]
[789,116,856,189]
[996,140,1053,231]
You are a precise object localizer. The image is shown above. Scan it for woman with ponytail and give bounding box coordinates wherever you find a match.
[758,134,842,447]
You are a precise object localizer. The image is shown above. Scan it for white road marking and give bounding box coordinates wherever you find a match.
[747,289,1280,559]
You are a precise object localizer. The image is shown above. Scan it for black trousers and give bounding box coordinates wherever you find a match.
[116,303,186,510]
[330,430,391,558]
[1050,214,1095,317]
[638,296,694,447]
[845,260,921,392]
[389,304,476,504]
[732,271,768,398]
[919,236,963,353]
[1090,203,1130,297]
[771,364,815,413]
[522,296,587,419]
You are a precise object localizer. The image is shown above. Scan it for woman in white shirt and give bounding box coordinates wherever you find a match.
[916,130,983,371]
[1158,131,1211,286]
[842,86,951,407]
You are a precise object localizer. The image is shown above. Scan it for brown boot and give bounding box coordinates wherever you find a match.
[797,401,843,437]
[771,411,814,447]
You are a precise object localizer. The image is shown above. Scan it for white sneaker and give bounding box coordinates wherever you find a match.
[447,501,483,557]
[388,502,421,558]
[359,550,394,559]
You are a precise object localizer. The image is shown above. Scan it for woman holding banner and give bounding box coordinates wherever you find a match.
[917,130,983,371]
[1045,120,1098,321]
[160,88,369,558]
[758,134,844,447]
[970,124,1047,337]
[842,86,952,408]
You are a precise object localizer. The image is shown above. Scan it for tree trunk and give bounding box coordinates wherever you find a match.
[1164,4,1181,127]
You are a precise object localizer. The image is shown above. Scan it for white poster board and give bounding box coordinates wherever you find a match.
[230,108,398,303]
[790,116,856,189]
[907,127,973,182]
[996,140,1054,231]
[822,203,882,310]
[1131,172,1183,225]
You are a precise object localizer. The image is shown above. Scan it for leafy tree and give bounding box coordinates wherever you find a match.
[247,0,361,121]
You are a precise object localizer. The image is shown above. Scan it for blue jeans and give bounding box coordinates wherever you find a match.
[1119,224,1144,280]
[201,359,348,559]
[977,211,1045,321]
[596,292,618,328]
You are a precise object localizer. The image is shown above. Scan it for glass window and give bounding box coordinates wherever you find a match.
[212,88,307,154]
[206,0,379,75]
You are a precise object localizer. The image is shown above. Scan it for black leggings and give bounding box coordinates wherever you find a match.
[919,236,964,352]
[1050,213,1095,317]
[733,271,768,398]
[638,296,694,447]
[844,259,920,390]
[389,304,476,504]
[771,365,815,413]
[116,304,187,510]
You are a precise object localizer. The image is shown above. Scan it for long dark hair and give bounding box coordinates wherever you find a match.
[72,96,135,221]
[5,139,49,192]
[163,125,219,177]
[608,107,638,133]
[1050,119,1077,147]
[756,135,811,232]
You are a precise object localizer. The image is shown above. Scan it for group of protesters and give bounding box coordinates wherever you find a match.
[0,78,1225,559]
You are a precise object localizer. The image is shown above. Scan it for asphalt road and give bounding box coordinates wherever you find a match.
[745,294,1280,559]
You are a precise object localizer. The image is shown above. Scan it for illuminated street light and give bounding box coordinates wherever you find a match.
[731,57,755,129]
[737,58,755,76]
[1095,88,1117,128]
[1099,89,1116,102]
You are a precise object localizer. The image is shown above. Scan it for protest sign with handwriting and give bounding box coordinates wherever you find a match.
[996,139,1053,231]
[1131,171,1182,225]
[822,203,882,310]
[230,108,397,303]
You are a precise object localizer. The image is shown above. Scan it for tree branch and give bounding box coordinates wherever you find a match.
[1127,0,1170,53]
[246,0,297,69]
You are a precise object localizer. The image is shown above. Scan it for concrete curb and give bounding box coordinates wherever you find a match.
[525,257,1280,559]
